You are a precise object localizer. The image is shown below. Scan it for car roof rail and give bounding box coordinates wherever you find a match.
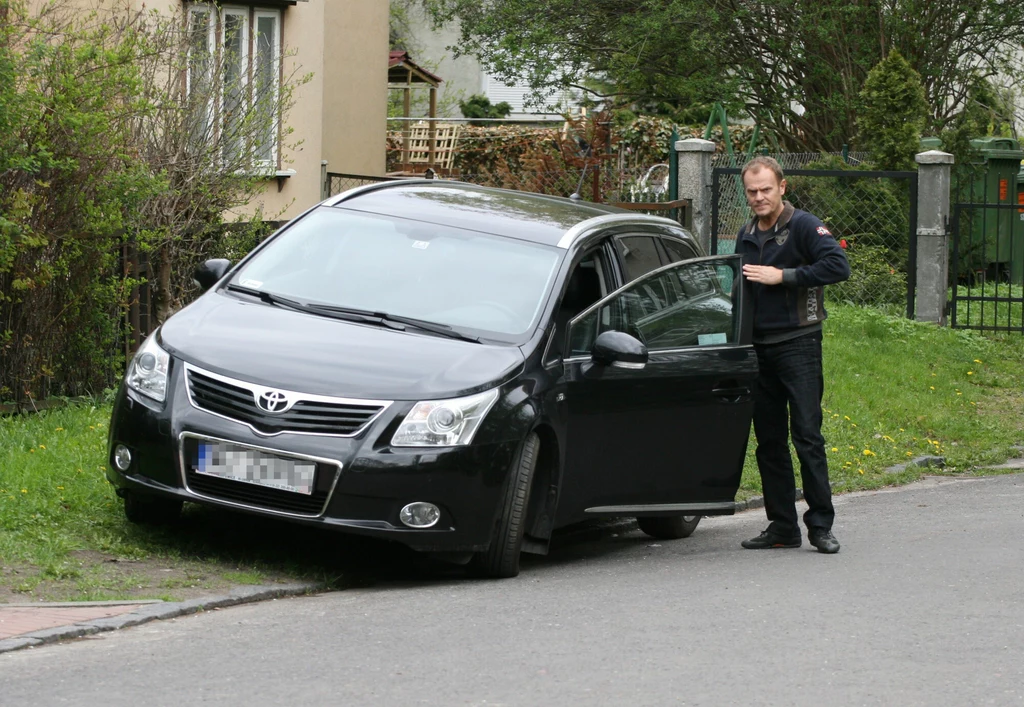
[323,177,439,207]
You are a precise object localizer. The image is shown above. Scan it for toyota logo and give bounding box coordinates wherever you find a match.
[256,389,290,414]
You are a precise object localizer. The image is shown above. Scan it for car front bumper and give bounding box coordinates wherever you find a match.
[106,371,517,553]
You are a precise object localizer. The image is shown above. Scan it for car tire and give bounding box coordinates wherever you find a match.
[122,492,183,525]
[637,515,701,539]
[472,431,540,579]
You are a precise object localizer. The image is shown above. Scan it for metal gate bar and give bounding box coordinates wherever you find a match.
[950,202,1024,332]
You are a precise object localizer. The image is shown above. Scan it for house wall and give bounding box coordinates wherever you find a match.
[322,0,389,177]
[399,3,573,121]
[24,0,387,219]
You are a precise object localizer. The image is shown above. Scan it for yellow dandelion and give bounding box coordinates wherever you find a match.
[831,447,838,452]
[21,489,27,494]
[883,435,895,442]
[957,392,962,395]
[851,423,858,427]
[848,445,855,450]
[931,373,937,377]
[55,427,63,432]
[967,371,974,376]
[971,402,977,406]
[929,386,935,390]
[863,449,875,456]
[29,448,35,453]
[899,428,905,432]
[832,414,839,418]
[858,469,865,474]
[56,486,64,490]
[39,444,46,450]
[844,416,851,421]
[906,452,913,457]
[974,359,982,363]
[89,425,96,430]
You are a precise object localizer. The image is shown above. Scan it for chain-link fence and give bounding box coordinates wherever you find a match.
[711,153,918,314]
[326,172,401,197]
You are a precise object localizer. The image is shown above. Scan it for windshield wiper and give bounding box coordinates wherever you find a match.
[225,285,479,342]
[225,285,403,328]
[305,304,481,343]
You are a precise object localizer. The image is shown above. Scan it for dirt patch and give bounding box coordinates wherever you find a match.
[0,550,300,604]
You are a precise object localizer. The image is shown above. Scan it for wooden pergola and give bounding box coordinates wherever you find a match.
[388,51,452,172]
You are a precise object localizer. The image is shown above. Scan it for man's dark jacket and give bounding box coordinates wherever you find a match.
[736,202,850,342]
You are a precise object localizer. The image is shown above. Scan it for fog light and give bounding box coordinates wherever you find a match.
[399,502,441,528]
[113,445,132,471]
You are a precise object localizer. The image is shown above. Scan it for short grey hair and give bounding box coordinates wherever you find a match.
[741,156,785,184]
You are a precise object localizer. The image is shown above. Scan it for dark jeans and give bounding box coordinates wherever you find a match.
[752,330,834,534]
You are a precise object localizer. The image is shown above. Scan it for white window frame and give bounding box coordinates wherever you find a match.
[186,3,282,173]
[252,8,281,167]
[186,4,215,141]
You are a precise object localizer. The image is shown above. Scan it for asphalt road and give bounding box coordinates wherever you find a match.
[2,473,1022,706]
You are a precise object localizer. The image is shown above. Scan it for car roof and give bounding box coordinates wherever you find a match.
[324,180,685,249]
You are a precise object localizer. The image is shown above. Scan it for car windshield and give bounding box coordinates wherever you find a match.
[231,207,564,339]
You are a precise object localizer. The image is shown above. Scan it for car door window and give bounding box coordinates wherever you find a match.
[568,256,741,356]
[551,249,610,360]
[661,237,699,262]
[614,236,664,281]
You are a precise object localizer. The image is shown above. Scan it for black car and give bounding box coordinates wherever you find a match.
[107,180,756,577]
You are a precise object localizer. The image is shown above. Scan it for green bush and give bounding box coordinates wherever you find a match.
[831,243,907,308]
[857,50,929,171]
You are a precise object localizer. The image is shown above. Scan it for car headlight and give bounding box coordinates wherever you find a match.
[391,389,500,447]
[126,331,170,402]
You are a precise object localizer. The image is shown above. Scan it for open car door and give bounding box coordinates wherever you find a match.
[558,254,756,521]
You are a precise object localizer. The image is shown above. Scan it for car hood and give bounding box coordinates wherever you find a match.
[158,293,526,400]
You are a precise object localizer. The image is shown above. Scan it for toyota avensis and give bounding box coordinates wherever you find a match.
[107,180,756,577]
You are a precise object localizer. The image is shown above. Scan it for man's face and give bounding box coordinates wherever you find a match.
[743,167,786,222]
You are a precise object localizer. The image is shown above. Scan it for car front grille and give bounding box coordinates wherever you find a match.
[184,364,390,437]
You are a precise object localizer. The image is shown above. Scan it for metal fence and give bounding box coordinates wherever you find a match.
[711,154,918,315]
[950,202,1024,332]
[326,172,401,197]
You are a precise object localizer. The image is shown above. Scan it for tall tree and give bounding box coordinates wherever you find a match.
[422,0,1024,150]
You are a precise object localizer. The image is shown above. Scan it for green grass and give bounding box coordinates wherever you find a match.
[738,303,1024,497]
[1,304,1022,600]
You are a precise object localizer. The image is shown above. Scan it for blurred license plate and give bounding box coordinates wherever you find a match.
[193,441,316,495]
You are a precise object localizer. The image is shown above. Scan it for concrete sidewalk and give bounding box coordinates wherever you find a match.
[0,583,319,654]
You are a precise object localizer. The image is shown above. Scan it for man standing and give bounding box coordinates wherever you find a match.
[736,157,850,554]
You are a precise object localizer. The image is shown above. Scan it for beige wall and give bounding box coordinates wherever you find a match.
[322,0,389,176]
[27,0,387,219]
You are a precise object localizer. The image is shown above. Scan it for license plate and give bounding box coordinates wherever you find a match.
[193,441,316,495]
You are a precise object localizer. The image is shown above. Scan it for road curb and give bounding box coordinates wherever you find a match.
[0,581,321,656]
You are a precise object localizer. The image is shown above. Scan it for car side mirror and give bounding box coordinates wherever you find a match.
[591,330,648,369]
[193,259,232,292]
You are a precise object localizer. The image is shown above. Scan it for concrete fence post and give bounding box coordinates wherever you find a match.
[914,150,954,324]
[674,138,716,253]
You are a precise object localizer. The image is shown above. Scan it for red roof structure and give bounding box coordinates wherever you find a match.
[388,50,443,86]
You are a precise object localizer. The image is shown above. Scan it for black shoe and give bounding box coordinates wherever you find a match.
[741,528,802,549]
[808,527,840,554]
